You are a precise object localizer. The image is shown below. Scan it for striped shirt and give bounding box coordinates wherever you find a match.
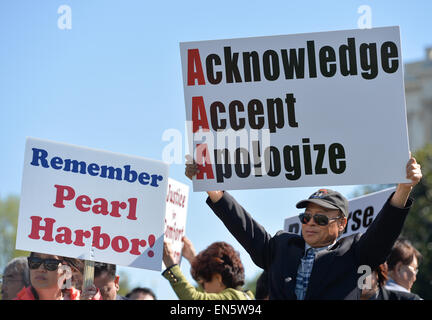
[295,242,336,300]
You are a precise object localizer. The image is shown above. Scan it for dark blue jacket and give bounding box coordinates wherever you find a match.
[206,191,412,300]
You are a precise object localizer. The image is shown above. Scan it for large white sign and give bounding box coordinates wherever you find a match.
[16,137,169,271]
[164,178,189,266]
[283,187,396,238]
[180,26,410,191]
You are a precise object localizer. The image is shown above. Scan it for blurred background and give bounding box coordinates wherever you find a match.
[1,0,431,299]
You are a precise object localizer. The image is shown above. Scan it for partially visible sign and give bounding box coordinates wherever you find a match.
[16,137,169,271]
[283,187,396,238]
[164,178,189,266]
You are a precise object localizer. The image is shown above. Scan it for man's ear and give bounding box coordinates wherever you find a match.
[395,262,404,275]
[339,217,348,232]
[114,275,120,291]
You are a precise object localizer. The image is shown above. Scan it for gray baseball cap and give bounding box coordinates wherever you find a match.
[296,189,348,217]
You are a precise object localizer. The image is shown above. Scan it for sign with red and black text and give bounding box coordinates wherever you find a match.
[180,26,410,191]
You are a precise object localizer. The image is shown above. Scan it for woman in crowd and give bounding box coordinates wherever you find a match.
[14,252,101,300]
[162,236,254,300]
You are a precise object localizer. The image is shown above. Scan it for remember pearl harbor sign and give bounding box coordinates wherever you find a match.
[180,26,410,191]
[16,137,169,271]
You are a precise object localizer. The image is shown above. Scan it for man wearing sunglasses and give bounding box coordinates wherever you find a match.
[185,155,422,299]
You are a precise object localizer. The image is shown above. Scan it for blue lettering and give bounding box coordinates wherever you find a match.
[150,174,163,187]
[50,157,63,170]
[63,159,87,174]
[100,166,122,180]
[138,172,150,185]
[28,146,163,188]
[30,148,49,168]
[124,165,137,183]
[87,163,100,176]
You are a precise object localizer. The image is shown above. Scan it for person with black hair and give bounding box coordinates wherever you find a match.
[385,238,422,295]
[14,252,101,300]
[162,236,254,300]
[126,287,156,300]
[94,262,128,300]
[185,155,422,299]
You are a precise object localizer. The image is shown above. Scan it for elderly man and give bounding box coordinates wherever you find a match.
[185,156,422,300]
[1,257,31,300]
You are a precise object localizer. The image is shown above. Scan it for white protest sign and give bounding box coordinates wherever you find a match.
[164,178,189,266]
[283,187,396,238]
[16,137,169,271]
[180,26,410,191]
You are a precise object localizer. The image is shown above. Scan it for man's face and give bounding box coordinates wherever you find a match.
[301,203,347,248]
[395,256,418,291]
[94,272,119,300]
[1,269,26,300]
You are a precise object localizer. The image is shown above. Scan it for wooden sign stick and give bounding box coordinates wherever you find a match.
[83,260,95,290]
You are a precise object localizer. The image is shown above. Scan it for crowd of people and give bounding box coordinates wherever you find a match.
[0,155,426,300]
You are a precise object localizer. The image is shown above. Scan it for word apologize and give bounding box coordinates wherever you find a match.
[30,148,164,187]
[28,184,156,257]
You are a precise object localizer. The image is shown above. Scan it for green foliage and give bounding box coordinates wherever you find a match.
[244,272,260,297]
[355,144,432,299]
[118,271,133,297]
[399,144,432,299]
[0,195,29,271]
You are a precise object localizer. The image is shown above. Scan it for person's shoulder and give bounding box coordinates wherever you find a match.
[273,230,303,246]
[13,286,35,300]
[385,288,422,300]
[274,230,301,240]
[337,233,362,246]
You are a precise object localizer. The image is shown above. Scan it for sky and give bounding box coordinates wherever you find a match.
[1,0,431,300]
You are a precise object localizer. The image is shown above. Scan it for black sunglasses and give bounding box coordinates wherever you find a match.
[27,257,63,271]
[298,212,342,226]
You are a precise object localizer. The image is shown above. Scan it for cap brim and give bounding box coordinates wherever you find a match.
[296,199,340,210]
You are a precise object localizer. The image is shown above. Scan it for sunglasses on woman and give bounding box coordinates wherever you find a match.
[298,212,342,226]
[27,257,63,271]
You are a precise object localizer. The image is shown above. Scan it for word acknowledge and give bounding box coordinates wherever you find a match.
[188,37,399,85]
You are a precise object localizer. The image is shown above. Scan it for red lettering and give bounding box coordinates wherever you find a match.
[196,143,214,180]
[192,96,210,132]
[92,198,109,215]
[53,185,75,208]
[73,229,91,246]
[55,226,73,244]
[187,49,205,86]
[112,236,129,253]
[126,198,138,221]
[28,216,55,241]
[76,195,91,212]
[130,238,147,255]
[110,201,127,218]
[91,226,110,250]
[27,217,153,257]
